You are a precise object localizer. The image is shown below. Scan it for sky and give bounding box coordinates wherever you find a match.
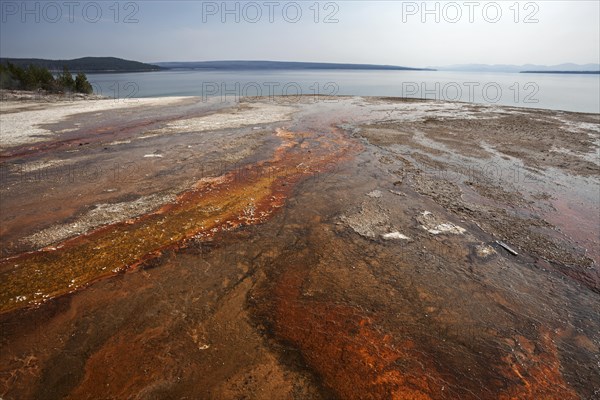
[1,1,599,67]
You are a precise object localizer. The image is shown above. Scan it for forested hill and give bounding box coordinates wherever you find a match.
[0,57,162,73]
[154,60,434,71]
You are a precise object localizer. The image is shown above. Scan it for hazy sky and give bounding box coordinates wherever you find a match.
[1,1,599,67]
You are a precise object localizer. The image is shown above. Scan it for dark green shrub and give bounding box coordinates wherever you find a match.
[74,72,93,94]
[57,66,75,92]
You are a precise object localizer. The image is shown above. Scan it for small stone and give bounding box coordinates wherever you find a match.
[382,232,411,240]
[367,190,383,198]
[475,244,496,258]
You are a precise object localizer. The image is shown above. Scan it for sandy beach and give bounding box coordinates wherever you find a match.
[0,94,599,399]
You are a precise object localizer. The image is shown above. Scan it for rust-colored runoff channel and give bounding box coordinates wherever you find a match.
[261,263,581,400]
[0,128,359,313]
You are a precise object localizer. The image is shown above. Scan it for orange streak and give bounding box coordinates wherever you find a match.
[0,128,359,313]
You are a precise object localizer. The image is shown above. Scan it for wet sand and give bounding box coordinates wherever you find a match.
[1,95,599,399]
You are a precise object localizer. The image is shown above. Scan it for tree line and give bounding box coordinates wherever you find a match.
[0,63,93,94]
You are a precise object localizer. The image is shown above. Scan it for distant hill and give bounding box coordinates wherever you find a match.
[431,63,600,73]
[0,57,162,73]
[154,60,434,71]
[521,70,600,74]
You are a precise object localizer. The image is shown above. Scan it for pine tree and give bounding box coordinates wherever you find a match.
[74,72,93,94]
[22,65,53,91]
[57,66,75,92]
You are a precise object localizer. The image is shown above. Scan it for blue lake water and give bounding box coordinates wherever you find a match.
[88,70,600,113]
